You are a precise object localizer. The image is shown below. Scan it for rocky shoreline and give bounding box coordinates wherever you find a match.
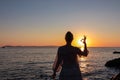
[105,58,120,80]
[105,58,120,69]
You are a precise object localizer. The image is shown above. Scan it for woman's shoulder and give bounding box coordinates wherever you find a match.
[58,45,66,49]
[73,46,80,49]
[58,45,80,50]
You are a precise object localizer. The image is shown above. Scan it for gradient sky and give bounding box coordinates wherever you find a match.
[0,0,120,47]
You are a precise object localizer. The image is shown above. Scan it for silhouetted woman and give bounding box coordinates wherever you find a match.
[52,31,89,80]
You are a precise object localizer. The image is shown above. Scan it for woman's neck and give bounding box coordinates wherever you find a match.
[66,42,71,46]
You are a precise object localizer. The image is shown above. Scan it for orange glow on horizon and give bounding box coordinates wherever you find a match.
[1,32,120,47]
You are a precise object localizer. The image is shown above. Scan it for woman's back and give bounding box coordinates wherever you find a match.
[58,45,81,67]
[58,45,83,80]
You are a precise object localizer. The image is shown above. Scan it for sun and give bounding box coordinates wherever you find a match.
[72,36,92,49]
[72,37,84,47]
[77,38,84,46]
[72,36,91,47]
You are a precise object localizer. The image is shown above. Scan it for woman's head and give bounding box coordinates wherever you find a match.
[65,31,73,43]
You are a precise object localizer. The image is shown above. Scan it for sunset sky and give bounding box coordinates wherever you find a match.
[0,0,120,47]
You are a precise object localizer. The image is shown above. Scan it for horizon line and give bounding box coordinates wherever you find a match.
[1,45,120,48]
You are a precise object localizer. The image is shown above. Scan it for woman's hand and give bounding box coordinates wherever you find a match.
[81,35,86,44]
[83,35,86,44]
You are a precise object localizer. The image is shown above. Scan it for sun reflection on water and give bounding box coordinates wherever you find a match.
[80,57,86,61]
[78,56,90,75]
[79,57,87,69]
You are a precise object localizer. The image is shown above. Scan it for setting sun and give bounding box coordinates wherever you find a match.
[72,36,91,48]
[77,38,84,46]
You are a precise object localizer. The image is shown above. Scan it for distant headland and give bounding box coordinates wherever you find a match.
[1,45,58,48]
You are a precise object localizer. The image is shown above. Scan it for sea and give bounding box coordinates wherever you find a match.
[0,47,120,80]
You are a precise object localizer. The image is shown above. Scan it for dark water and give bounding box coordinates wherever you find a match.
[0,47,120,80]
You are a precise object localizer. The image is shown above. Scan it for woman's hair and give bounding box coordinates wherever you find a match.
[65,31,73,42]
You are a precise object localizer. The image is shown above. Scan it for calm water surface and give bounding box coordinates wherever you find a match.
[0,47,120,80]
